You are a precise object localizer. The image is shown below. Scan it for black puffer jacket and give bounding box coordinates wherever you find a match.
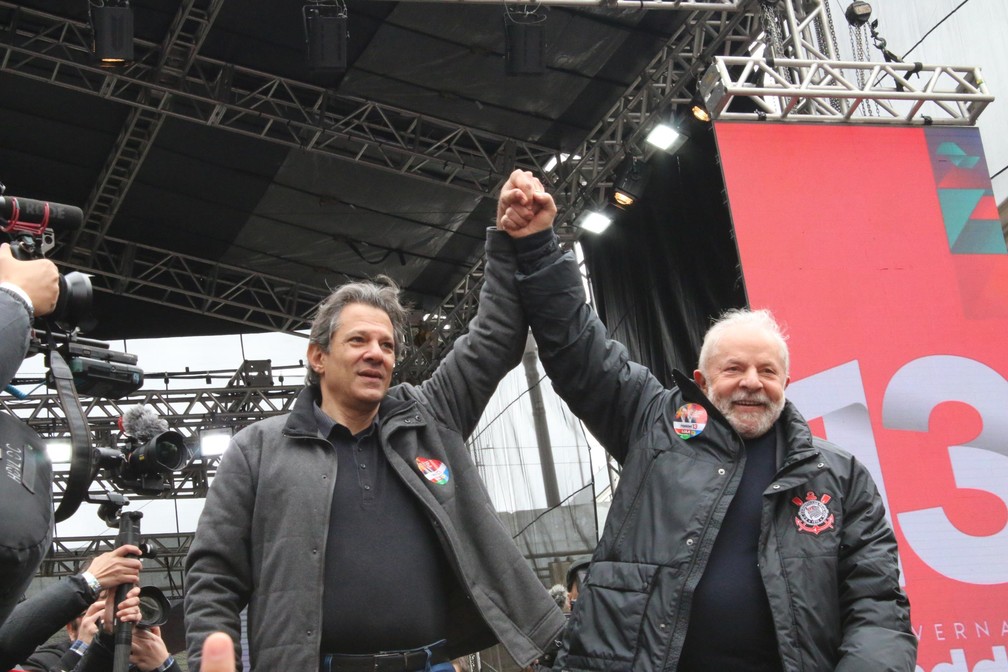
[517,245,916,672]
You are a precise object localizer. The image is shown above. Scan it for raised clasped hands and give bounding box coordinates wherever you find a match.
[497,169,556,238]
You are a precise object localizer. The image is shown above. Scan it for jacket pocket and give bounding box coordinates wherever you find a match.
[563,561,658,670]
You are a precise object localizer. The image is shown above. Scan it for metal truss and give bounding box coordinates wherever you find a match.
[393,4,764,378]
[394,257,485,384]
[702,55,993,125]
[0,0,761,340]
[0,2,557,200]
[6,378,304,503]
[57,233,327,333]
[39,533,191,599]
[0,1,555,332]
[72,0,227,257]
[548,2,763,234]
[389,0,745,9]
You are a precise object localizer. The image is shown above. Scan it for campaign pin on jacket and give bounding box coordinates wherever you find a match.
[416,456,450,485]
[673,403,707,439]
[793,491,835,534]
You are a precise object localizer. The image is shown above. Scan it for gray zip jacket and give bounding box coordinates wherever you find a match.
[515,241,916,672]
[184,229,565,671]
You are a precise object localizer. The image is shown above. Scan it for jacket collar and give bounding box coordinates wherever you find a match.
[284,385,324,437]
[284,384,420,438]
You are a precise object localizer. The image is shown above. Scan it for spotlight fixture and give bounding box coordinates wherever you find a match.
[199,427,233,458]
[610,155,650,210]
[304,0,349,74]
[697,63,726,120]
[578,210,613,235]
[646,122,687,153]
[691,98,712,123]
[47,440,73,465]
[503,7,546,76]
[88,0,134,67]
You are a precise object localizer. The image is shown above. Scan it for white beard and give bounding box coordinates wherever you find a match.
[709,389,785,439]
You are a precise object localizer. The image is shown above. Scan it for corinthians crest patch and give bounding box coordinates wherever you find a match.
[793,491,835,535]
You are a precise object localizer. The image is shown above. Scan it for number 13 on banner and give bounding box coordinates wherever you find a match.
[788,357,1008,586]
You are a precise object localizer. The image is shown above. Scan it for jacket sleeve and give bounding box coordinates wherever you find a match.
[183,441,253,672]
[416,228,527,437]
[0,576,93,670]
[0,291,31,390]
[834,458,917,671]
[515,246,668,464]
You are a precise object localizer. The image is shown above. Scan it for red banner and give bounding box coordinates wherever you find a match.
[716,122,1008,671]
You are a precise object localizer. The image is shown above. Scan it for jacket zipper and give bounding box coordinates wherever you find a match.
[659,433,744,671]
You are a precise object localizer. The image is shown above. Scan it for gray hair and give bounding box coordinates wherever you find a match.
[697,308,789,378]
[305,276,409,386]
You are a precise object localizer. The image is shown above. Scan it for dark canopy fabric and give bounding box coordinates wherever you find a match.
[581,123,746,387]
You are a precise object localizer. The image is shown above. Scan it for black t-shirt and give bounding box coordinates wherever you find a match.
[678,427,784,672]
[317,409,456,655]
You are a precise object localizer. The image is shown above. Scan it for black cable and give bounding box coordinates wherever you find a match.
[511,482,593,541]
[991,163,1008,181]
[467,369,547,445]
[901,0,973,60]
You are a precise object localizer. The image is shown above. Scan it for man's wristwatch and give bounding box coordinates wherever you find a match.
[80,571,102,600]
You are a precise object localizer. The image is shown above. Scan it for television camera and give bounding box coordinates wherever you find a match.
[2,183,193,509]
[1,181,144,400]
[3,184,191,665]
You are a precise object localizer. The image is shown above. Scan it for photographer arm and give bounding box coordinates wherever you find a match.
[0,242,59,387]
[0,547,142,669]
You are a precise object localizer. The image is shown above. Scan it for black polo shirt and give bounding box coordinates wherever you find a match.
[314,403,455,655]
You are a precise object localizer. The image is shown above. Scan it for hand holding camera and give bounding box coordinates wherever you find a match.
[0,242,59,317]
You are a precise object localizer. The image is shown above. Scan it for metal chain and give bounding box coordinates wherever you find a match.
[814,0,842,111]
[761,1,786,59]
[848,25,878,117]
[760,0,789,87]
[822,0,841,54]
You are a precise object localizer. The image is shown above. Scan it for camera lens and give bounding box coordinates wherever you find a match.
[53,271,93,329]
[137,586,170,628]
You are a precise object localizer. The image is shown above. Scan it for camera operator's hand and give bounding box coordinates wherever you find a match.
[130,625,172,672]
[100,585,142,634]
[0,242,59,316]
[85,544,144,589]
[77,599,106,645]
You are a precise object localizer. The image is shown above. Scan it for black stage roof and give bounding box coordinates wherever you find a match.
[0,0,739,340]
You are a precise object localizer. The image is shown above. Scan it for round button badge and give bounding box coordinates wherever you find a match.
[673,403,708,439]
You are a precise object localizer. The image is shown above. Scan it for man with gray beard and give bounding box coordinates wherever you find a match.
[496,170,916,672]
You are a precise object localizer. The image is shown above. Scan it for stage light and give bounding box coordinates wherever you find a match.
[88,0,134,67]
[47,440,73,464]
[199,427,232,458]
[691,99,712,123]
[697,63,727,120]
[504,9,546,76]
[304,1,348,74]
[646,123,687,153]
[578,211,612,235]
[610,155,650,210]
